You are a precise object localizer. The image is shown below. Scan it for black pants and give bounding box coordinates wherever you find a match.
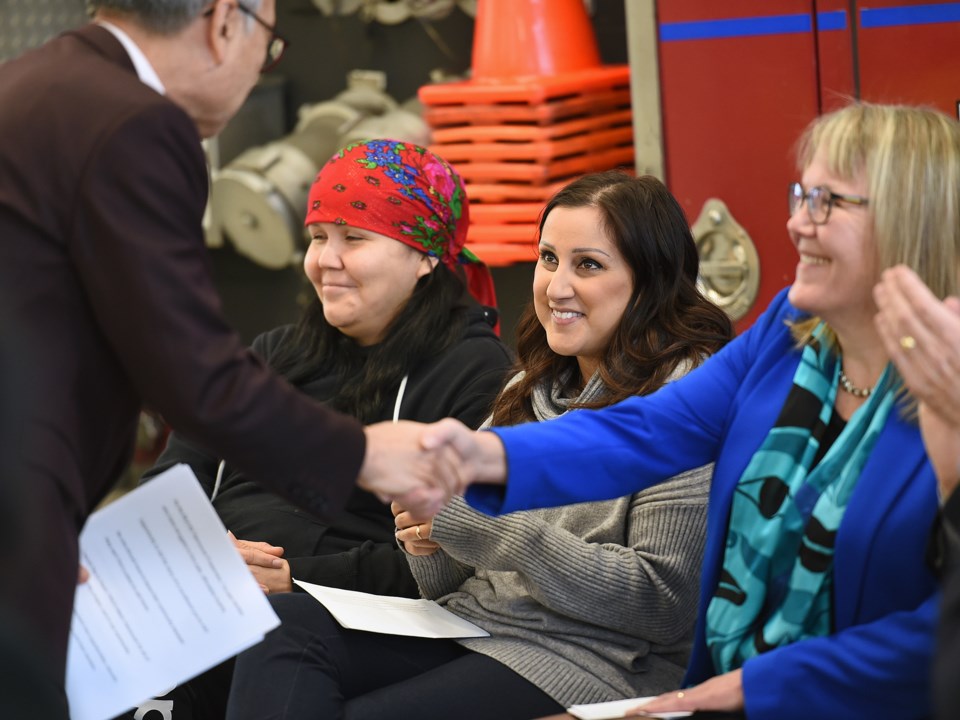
[226,593,564,720]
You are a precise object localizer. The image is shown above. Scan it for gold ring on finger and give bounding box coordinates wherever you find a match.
[899,335,917,350]
[415,525,423,541]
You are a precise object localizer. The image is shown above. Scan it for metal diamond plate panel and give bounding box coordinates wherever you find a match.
[0,0,89,62]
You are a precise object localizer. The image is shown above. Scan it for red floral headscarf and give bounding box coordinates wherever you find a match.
[305,139,478,269]
[304,140,497,316]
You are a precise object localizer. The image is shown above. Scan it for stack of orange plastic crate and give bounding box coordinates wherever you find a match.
[418,0,634,267]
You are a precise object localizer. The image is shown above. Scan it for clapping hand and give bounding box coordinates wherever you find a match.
[874,265,960,427]
[874,265,960,499]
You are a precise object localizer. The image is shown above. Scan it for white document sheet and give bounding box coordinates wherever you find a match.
[568,697,693,719]
[294,580,490,639]
[66,464,280,720]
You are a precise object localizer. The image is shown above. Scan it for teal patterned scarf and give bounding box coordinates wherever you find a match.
[705,324,896,672]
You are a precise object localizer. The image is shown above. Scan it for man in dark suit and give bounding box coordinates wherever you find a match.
[0,1,451,714]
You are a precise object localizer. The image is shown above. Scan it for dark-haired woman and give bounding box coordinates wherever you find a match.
[129,140,512,719]
[225,171,734,720]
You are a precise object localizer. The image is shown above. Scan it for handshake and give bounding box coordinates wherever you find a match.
[356,418,508,519]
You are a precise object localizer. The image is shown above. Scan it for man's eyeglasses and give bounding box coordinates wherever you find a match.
[204,3,288,73]
[788,182,869,225]
[236,3,287,72]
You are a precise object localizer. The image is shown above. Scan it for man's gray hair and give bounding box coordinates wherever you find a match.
[87,0,263,35]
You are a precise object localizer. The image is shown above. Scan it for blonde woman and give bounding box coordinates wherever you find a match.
[424,102,960,720]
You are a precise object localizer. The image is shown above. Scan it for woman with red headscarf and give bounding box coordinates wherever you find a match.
[126,140,511,719]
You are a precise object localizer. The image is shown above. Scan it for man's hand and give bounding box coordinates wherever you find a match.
[420,418,508,488]
[358,421,458,518]
[358,419,509,519]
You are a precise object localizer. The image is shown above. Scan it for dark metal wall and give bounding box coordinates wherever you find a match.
[0,0,87,62]
[275,0,627,113]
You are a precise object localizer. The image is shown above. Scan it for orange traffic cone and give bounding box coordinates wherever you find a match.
[471,0,601,81]
[419,0,634,268]
[420,0,628,105]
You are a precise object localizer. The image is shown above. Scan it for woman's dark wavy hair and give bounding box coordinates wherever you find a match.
[269,262,469,423]
[491,171,734,426]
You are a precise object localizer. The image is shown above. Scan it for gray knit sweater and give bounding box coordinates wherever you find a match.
[406,370,710,708]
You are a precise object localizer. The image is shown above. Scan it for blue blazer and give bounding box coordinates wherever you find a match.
[469,288,939,720]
